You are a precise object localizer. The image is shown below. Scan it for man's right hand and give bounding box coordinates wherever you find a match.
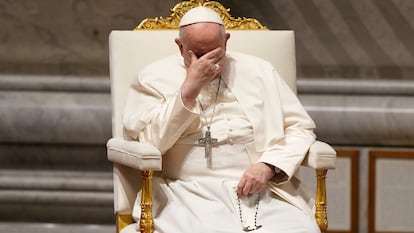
[181,47,225,108]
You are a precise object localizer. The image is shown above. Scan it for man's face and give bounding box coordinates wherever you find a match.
[176,23,230,67]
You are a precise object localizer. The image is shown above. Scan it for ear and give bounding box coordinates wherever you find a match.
[224,32,231,49]
[175,38,184,56]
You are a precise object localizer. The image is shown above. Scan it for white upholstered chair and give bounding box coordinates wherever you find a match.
[106,1,336,233]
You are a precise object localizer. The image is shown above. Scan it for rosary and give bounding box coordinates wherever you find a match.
[197,77,261,231]
[236,192,262,232]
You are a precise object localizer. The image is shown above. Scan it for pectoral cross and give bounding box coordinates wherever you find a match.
[198,127,218,158]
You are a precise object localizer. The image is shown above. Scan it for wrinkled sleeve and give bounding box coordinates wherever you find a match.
[122,70,201,154]
[258,69,316,183]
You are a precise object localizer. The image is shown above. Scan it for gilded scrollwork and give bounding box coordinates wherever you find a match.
[315,169,328,233]
[135,0,267,30]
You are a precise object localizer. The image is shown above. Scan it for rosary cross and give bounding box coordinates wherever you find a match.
[198,128,218,158]
[243,225,262,232]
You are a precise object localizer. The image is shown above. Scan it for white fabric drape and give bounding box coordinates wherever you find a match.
[122,51,319,232]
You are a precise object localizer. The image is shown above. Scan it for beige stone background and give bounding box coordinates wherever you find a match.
[1,1,414,233]
[1,0,414,79]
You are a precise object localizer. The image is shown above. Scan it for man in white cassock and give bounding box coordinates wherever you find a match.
[122,6,321,233]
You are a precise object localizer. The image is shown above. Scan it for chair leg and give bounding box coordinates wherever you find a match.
[140,170,154,233]
[117,213,134,233]
[315,169,328,233]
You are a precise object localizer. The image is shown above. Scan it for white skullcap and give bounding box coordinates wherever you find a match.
[179,6,224,27]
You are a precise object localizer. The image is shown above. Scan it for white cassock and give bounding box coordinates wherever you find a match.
[122,51,320,233]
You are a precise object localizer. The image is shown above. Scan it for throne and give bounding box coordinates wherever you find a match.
[106,1,337,233]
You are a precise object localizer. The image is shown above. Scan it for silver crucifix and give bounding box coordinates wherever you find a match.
[198,128,218,158]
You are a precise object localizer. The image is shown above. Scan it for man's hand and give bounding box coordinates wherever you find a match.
[187,48,224,83]
[236,162,275,196]
[181,47,225,108]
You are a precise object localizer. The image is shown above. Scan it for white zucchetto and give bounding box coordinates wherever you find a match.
[179,6,224,27]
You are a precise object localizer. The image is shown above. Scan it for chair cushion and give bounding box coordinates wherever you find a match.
[107,138,162,171]
[302,141,337,169]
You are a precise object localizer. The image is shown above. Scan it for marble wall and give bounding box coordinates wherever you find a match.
[2,0,414,146]
[0,0,177,76]
[1,0,414,79]
[1,0,414,232]
[222,0,414,80]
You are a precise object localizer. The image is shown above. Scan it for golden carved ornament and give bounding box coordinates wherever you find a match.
[135,0,267,30]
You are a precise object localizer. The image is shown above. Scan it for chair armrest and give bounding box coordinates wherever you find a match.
[107,137,162,171]
[107,138,162,215]
[302,141,337,170]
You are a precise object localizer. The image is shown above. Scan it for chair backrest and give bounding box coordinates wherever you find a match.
[109,30,296,137]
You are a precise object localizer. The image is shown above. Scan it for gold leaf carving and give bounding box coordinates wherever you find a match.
[135,0,267,30]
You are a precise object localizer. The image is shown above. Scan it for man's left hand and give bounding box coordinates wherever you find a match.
[236,162,275,196]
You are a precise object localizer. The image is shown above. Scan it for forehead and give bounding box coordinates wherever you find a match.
[181,23,224,51]
[181,23,223,41]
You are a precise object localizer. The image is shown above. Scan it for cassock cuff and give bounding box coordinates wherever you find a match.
[270,166,289,184]
[269,164,289,184]
[259,159,290,185]
[179,91,202,115]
